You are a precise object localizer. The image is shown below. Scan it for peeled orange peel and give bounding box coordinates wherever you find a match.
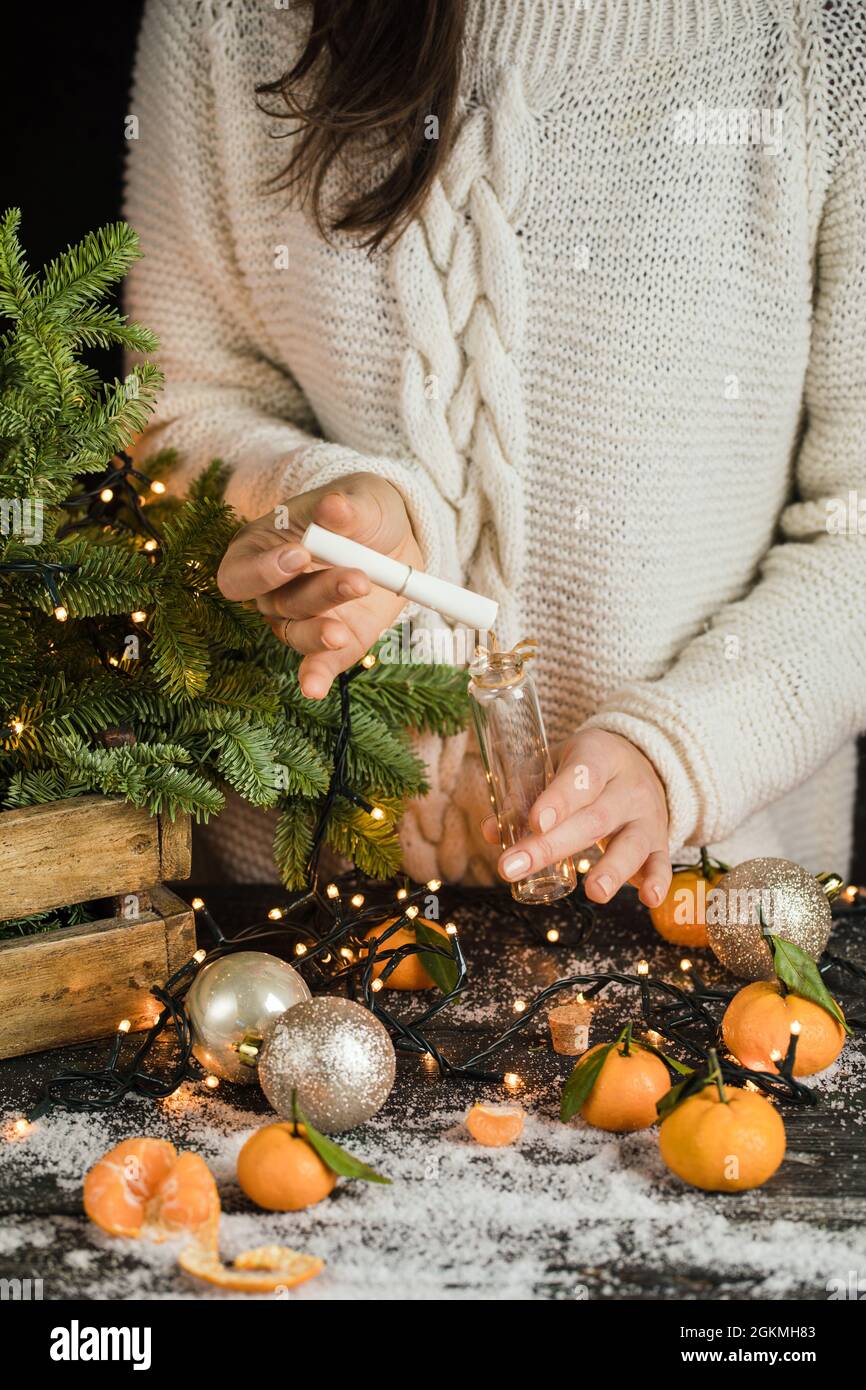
[83,1136,324,1294]
[178,1242,324,1294]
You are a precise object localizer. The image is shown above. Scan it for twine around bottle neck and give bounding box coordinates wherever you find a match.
[470,634,538,689]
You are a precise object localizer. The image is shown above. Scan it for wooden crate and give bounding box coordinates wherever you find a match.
[0,796,196,1059]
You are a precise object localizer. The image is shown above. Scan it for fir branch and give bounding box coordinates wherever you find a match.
[274,800,315,889]
[326,796,405,882]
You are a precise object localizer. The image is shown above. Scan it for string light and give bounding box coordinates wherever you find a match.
[150,480,166,494]
[504,1073,521,1091]
[360,653,376,669]
[268,907,283,920]
[790,1020,802,1035]
[13,1119,31,1136]
[193,948,207,964]
[204,1075,219,1089]
[396,888,409,902]
[371,978,384,993]
[637,960,650,976]
[680,958,692,975]
[143,539,158,552]
[546,928,560,942]
[11,719,24,735]
[370,806,385,821]
[294,942,307,957]
[350,893,365,908]
[131,610,147,623]
[405,904,419,919]
[577,857,591,873]
[191,898,205,911]
[426,879,442,892]
[325,883,340,899]
[117,1019,131,1034]
[513,999,527,1014]
[445,922,458,936]
[53,605,68,622]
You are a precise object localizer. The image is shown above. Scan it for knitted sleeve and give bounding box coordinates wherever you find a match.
[583,2,866,851]
[122,0,458,576]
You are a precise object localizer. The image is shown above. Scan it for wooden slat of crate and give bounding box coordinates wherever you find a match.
[0,796,191,920]
[0,885,196,1059]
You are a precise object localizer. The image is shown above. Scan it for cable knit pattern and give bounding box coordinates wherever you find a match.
[124,0,866,885]
[393,66,532,645]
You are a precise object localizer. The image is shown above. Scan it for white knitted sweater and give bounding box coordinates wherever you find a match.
[125,0,866,885]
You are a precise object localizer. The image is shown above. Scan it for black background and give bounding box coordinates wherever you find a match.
[5,1,864,878]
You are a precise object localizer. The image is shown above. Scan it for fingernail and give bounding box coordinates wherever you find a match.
[337,580,359,599]
[278,547,305,575]
[648,883,663,906]
[502,851,531,880]
[594,874,613,899]
[539,806,556,833]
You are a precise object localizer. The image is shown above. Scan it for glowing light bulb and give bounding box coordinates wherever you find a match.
[445,922,457,936]
[143,539,158,552]
[325,883,339,899]
[370,806,385,821]
[422,1053,438,1070]
[405,904,419,919]
[844,884,859,902]
[504,1072,521,1091]
[790,1020,801,1036]
[546,928,560,942]
[361,653,376,669]
[294,942,307,957]
[191,897,205,910]
[637,960,650,977]
[350,893,365,908]
[577,857,591,873]
[11,719,24,735]
[131,610,147,623]
[204,1074,219,1089]
[268,907,283,920]
[680,958,692,974]
[14,1119,31,1136]
[54,605,68,622]
[117,1019,131,1034]
[150,480,166,494]
[100,487,114,502]
[396,888,409,901]
[371,978,384,993]
[513,999,527,1014]
[340,947,354,962]
[769,1048,783,1063]
[193,948,207,964]
[426,879,442,892]
[108,656,119,667]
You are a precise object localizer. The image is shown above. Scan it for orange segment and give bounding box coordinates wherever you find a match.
[178,1242,324,1294]
[83,1138,220,1244]
[465,1103,525,1147]
[83,1138,176,1238]
[237,1123,337,1211]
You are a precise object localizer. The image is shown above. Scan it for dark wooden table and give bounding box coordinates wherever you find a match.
[1,884,865,1301]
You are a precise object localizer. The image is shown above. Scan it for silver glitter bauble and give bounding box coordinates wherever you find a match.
[188,951,311,1084]
[258,996,396,1133]
[706,858,837,981]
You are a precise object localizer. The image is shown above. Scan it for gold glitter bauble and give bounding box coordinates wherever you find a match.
[258,996,396,1133]
[706,857,834,980]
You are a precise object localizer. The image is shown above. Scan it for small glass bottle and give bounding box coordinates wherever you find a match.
[469,642,576,904]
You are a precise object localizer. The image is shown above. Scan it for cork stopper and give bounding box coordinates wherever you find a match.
[548,998,593,1056]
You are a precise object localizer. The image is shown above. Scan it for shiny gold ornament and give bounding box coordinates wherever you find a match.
[706,858,841,980]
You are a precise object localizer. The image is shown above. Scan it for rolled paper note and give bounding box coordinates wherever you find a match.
[300,522,499,631]
[548,999,594,1055]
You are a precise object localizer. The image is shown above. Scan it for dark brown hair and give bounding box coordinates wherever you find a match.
[256,0,466,252]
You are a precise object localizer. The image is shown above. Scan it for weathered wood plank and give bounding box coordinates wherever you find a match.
[0,889,196,1059]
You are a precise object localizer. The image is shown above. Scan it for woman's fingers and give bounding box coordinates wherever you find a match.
[218,538,310,602]
[583,824,652,903]
[497,786,622,884]
[633,850,673,909]
[255,565,370,620]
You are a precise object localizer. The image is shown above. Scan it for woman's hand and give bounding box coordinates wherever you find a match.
[482,729,672,908]
[217,472,421,699]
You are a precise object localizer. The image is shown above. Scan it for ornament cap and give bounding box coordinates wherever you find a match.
[816,871,844,901]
